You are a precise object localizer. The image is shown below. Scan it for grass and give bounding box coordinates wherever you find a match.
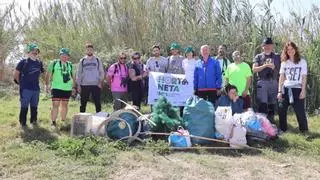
[1,92,320,179]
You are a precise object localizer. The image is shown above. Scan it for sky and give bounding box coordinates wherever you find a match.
[249,0,320,19]
[1,0,320,20]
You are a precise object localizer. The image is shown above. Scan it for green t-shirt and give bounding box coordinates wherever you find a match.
[225,62,252,96]
[48,60,74,91]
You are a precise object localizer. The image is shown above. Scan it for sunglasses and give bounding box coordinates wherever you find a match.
[133,57,140,60]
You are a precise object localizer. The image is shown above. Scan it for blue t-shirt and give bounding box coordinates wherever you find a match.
[16,58,44,91]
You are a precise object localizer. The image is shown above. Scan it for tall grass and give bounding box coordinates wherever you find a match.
[2,0,320,111]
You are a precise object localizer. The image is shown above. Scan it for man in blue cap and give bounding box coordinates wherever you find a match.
[252,37,281,123]
[14,43,45,129]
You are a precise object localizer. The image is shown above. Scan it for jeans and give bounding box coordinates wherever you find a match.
[19,89,40,125]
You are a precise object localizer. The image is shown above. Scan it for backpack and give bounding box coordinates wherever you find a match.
[81,57,100,72]
[51,60,73,76]
[14,58,43,85]
[111,63,129,79]
[109,63,130,90]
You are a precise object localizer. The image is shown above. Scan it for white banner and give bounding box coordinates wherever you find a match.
[148,72,194,106]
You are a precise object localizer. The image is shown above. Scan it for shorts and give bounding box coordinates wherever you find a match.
[241,95,251,109]
[51,89,72,101]
[256,79,278,104]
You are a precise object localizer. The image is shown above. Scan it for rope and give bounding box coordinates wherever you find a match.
[97,116,133,140]
[117,99,156,126]
[96,109,142,144]
[114,109,142,144]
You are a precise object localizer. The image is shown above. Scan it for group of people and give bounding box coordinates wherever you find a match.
[14,37,308,133]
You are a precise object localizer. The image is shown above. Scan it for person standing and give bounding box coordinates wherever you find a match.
[128,52,148,110]
[252,38,281,123]
[215,44,231,76]
[167,42,185,75]
[277,41,308,133]
[146,45,168,73]
[167,42,185,116]
[14,43,44,129]
[182,46,197,84]
[107,52,129,111]
[46,48,76,127]
[76,43,104,113]
[194,45,222,105]
[145,45,168,107]
[225,51,252,110]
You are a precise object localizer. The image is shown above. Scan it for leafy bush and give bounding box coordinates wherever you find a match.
[48,136,106,158]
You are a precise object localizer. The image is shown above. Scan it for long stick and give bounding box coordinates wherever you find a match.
[142,146,244,150]
[117,99,156,126]
[142,132,260,151]
[170,147,245,150]
[142,132,230,145]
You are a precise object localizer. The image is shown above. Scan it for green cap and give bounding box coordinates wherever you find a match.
[59,48,70,56]
[170,42,181,50]
[184,46,193,53]
[27,43,39,53]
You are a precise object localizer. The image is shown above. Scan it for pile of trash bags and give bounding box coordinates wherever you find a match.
[72,95,278,148]
[215,107,278,146]
[169,100,278,148]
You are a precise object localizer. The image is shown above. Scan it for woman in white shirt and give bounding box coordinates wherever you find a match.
[180,46,197,117]
[182,46,197,85]
[277,41,308,133]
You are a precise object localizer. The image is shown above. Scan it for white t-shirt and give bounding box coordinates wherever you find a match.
[182,58,196,83]
[279,58,307,87]
[216,57,231,73]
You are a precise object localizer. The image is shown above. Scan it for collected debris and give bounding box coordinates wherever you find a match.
[151,96,183,133]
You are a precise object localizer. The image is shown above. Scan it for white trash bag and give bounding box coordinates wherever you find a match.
[215,106,233,140]
[229,123,247,148]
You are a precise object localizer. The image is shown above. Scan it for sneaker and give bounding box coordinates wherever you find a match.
[62,120,69,126]
[51,121,57,127]
[20,125,28,131]
[31,121,39,128]
[278,129,285,136]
